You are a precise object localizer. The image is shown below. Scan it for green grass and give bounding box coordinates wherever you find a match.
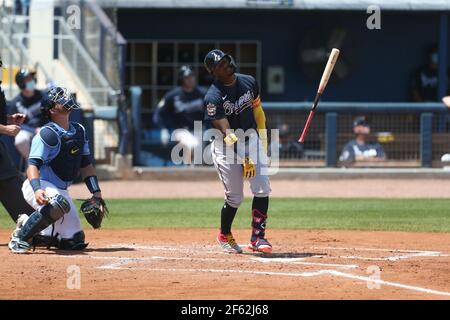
[1,198,449,232]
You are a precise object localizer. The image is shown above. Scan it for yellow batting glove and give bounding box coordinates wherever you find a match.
[242,157,256,179]
[224,132,238,146]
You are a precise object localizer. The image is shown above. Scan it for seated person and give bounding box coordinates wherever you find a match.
[152,65,205,164]
[339,117,386,166]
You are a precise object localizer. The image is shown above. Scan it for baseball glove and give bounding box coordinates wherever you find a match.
[80,196,108,229]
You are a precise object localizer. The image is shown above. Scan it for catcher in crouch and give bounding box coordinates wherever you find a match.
[8,86,107,253]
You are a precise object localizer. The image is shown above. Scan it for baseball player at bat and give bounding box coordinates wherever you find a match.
[203,49,272,254]
[8,86,105,253]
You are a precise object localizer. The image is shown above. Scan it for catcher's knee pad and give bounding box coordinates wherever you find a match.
[18,194,71,242]
[58,231,88,250]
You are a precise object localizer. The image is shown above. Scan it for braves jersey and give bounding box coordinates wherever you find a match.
[204,73,259,131]
[339,140,385,163]
[29,121,90,189]
[153,86,205,131]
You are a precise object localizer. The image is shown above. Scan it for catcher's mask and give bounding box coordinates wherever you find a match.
[41,86,80,119]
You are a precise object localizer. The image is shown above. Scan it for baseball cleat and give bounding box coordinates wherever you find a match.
[217,232,243,254]
[249,238,272,254]
[8,239,31,254]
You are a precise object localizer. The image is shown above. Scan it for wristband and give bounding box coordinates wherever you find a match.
[30,178,42,192]
[84,176,101,194]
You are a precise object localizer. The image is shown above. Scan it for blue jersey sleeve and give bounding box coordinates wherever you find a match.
[29,128,60,163]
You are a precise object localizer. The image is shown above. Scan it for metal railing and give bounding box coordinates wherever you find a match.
[262,102,450,168]
[62,0,127,93]
[0,6,52,98]
[0,4,121,161]
[56,15,114,107]
[130,89,450,168]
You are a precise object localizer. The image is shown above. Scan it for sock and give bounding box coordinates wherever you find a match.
[251,196,269,241]
[221,202,238,235]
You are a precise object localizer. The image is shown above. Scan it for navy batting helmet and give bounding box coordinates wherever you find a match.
[15,69,36,90]
[178,65,194,83]
[203,49,236,74]
[41,86,80,119]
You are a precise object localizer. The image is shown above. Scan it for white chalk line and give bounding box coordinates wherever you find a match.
[108,243,450,262]
[90,265,450,297]
[309,246,449,261]
[250,257,358,269]
[311,246,442,254]
[109,243,224,254]
[55,254,358,270]
[54,243,450,297]
[327,270,450,297]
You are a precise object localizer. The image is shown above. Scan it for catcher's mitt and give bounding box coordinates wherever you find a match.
[80,197,108,229]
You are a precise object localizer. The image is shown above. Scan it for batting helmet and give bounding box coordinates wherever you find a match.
[178,65,194,84]
[41,86,80,119]
[15,69,36,90]
[203,49,237,74]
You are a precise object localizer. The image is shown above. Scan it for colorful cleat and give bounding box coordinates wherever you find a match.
[217,232,243,254]
[249,238,272,254]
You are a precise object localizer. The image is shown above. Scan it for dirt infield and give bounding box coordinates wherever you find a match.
[1,229,449,300]
[69,179,450,199]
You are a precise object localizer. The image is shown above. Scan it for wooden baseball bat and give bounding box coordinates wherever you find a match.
[298,48,340,143]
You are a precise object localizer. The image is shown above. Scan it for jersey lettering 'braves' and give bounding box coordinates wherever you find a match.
[204,73,259,131]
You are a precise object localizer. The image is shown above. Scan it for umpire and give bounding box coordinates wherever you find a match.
[0,57,35,222]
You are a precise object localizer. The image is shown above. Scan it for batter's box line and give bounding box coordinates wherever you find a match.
[109,243,225,254]
[56,254,359,270]
[90,266,450,298]
[310,246,449,262]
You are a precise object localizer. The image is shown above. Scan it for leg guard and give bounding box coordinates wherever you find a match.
[18,194,71,242]
[251,196,269,241]
[58,231,88,250]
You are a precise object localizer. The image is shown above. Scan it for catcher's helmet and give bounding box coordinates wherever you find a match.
[41,86,80,119]
[203,49,236,74]
[15,69,36,90]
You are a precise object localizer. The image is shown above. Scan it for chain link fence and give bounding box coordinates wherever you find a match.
[263,103,450,168]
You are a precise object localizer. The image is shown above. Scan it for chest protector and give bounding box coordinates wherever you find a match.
[46,122,85,182]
